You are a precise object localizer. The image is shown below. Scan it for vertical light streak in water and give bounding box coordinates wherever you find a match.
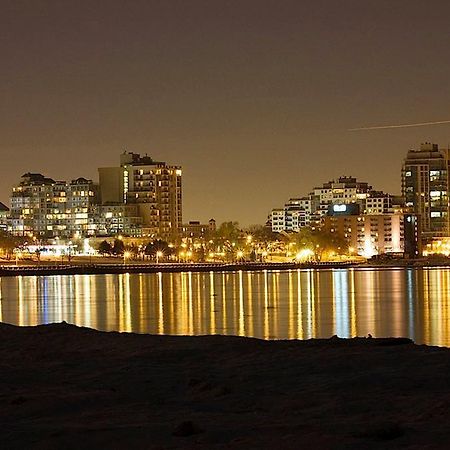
[443,271,450,346]
[18,276,24,326]
[0,278,3,323]
[221,272,227,334]
[66,276,75,325]
[138,274,145,332]
[349,269,357,337]
[29,277,38,326]
[296,269,303,339]
[272,272,279,338]
[307,270,317,338]
[288,270,294,339]
[188,272,193,335]
[406,269,415,341]
[56,276,64,323]
[391,271,404,337]
[305,270,312,338]
[431,270,442,345]
[74,276,82,326]
[312,271,318,338]
[246,272,254,337]
[118,274,124,332]
[330,270,336,336]
[231,274,237,334]
[180,272,188,334]
[43,277,52,324]
[87,275,96,329]
[118,273,131,332]
[196,274,202,335]
[104,275,117,331]
[238,270,245,336]
[169,274,176,333]
[158,272,164,334]
[59,276,69,323]
[21,276,35,325]
[333,270,350,338]
[423,270,430,343]
[263,270,269,339]
[209,271,216,334]
[83,275,92,328]
[363,270,376,336]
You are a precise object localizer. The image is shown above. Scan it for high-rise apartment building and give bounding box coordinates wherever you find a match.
[0,202,9,232]
[11,174,101,238]
[322,211,420,258]
[99,152,182,239]
[270,198,311,233]
[269,176,397,233]
[402,142,450,241]
[66,178,100,237]
[11,173,68,237]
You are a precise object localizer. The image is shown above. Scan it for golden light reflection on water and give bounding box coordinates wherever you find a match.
[3,268,450,346]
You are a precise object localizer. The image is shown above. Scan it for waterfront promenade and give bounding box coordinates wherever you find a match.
[0,260,357,276]
[0,257,449,276]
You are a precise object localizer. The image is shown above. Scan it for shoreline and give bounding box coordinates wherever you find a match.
[1,259,450,276]
[2,321,450,448]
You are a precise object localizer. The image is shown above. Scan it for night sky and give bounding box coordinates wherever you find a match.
[2,0,450,225]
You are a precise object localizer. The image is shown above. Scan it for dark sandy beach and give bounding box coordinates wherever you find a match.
[1,323,450,449]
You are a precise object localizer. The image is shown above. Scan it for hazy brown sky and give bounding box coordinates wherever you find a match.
[2,0,450,225]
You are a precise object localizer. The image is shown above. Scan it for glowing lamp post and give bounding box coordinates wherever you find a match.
[123,251,131,265]
[156,250,163,264]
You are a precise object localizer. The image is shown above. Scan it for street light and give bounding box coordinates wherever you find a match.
[123,251,131,265]
[156,250,163,264]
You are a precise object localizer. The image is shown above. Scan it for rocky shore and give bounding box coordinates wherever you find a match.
[2,323,450,449]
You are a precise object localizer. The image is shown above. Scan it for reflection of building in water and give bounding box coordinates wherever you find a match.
[3,270,450,346]
[332,270,350,338]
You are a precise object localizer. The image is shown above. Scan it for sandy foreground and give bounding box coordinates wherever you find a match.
[1,324,450,449]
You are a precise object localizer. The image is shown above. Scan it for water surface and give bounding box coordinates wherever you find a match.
[1,268,450,346]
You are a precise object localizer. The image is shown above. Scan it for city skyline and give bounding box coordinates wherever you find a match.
[3,1,450,225]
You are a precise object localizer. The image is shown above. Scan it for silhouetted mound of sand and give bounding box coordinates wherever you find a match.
[1,323,449,449]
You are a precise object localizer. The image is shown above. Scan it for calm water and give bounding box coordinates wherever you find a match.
[1,268,450,346]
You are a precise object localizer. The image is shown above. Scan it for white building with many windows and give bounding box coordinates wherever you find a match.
[269,176,401,234]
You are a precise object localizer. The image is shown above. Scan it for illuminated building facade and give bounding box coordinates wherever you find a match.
[99,152,182,239]
[310,176,372,217]
[402,142,450,241]
[270,198,311,232]
[180,219,216,238]
[65,178,100,237]
[11,173,69,237]
[96,204,143,236]
[0,202,9,232]
[270,176,398,233]
[9,173,139,238]
[323,211,420,258]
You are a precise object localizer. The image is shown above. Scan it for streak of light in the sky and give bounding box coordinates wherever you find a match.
[349,119,450,131]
